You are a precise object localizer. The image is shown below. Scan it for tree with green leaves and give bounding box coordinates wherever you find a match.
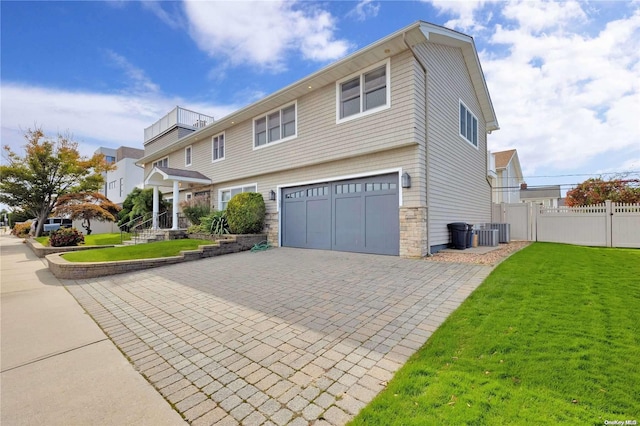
[117,187,169,230]
[54,192,121,235]
[565,177,640,206]
[0,127,114,236]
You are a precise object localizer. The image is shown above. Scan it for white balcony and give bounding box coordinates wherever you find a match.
[144,106,214,143]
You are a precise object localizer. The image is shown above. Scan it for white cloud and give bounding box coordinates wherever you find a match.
[182,0,352,71]
[0,84,238,159]
[426,0,495,31]
[140,1,184,30]
[477,3,640,174]
[347,0,380,22]
[501,0,587,33]
[105,50,160,95]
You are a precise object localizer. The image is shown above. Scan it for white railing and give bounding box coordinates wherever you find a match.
[144,107,214,142]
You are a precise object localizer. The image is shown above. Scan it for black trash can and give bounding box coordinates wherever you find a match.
[447,222,468,250]
[466,224,474,248]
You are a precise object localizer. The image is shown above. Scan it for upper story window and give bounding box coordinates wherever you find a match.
[337,60,390,123]
[460,101,478,148]
[105,155,116,164]
[212,133,225,162]
[152,157,168,168]
[254,102,297,149]
[185,146,192,167]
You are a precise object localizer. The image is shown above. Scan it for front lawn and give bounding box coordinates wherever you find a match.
[350,243,640,425]
[35,232,130,246]
[61,239,212,262]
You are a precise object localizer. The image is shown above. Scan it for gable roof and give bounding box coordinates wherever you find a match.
[144,166,212,187]
[139,21,499,166]
[494,149,517,169]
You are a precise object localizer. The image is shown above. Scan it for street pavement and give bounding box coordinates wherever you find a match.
[0,234,186,426]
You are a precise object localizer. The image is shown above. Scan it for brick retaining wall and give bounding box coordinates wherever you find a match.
[47,234,267,279]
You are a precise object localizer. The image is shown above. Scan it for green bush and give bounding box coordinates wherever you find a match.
[49,227,85,247]
[186,224,203,234]
[225,192,265,234]
[180,196,212,225]
[199,210,230,235]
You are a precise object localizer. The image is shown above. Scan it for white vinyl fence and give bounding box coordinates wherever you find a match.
[492,201,640,248]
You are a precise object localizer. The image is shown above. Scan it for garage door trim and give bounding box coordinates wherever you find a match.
[276,167,403,248]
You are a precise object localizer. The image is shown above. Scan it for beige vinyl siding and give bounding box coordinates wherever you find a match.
[186,51,420,187]
[144,127,194,157]
[163,145,419,211]
[416,42,492,248]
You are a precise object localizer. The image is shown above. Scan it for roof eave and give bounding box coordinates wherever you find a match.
[138,20,499,165]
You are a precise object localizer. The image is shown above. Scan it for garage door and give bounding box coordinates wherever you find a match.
[282,174,399,255]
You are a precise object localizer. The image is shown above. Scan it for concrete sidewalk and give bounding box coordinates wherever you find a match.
[0,234,186,426]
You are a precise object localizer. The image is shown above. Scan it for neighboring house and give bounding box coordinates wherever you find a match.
[491,149,524,204]
[95,146,145,206]
[138,21,499,256]
[520,185,563,207]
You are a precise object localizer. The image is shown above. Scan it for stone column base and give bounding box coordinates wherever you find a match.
[399,206,428,257]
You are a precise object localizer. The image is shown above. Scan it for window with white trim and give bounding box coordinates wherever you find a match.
[254,103,296,148]
[212,133,225,161]
[219,184,257,210]
[152,157,168,168]
[337,60,390,122]
[186,192,192,201]
[459,101,478,147]
[185,146,192,166]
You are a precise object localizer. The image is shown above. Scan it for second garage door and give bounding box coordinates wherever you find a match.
[282,174,399,255]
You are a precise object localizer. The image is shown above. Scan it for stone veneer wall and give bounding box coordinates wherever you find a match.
[264,212,279,248]
[399,206,428,257]
[47,234,266,279]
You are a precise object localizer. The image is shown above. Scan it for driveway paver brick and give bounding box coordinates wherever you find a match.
[63,247,492,425]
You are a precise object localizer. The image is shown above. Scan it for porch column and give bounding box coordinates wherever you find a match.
[172,180,179,230]
[152,186,159,230]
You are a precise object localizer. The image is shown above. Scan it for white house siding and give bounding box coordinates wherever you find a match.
[496,164,521,204]
[104,157,143,205]
[416,42,492,250]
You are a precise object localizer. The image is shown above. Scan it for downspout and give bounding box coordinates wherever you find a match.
[403,33,431,256]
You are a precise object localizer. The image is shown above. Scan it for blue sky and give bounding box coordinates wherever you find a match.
[2,0,639,194]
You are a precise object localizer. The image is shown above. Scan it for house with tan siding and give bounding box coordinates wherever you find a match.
[138,21,499,256]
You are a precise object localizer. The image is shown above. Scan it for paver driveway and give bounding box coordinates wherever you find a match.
[63,248,493,425]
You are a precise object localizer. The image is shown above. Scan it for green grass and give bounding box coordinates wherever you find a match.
[61,239,212,262]
[349,243,640,425]
[35,232,130,246]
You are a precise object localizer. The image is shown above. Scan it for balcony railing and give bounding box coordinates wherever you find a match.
[144,106,214,143]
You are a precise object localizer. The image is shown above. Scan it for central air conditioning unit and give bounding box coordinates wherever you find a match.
[476,229,499,247]
[490,223,510,243]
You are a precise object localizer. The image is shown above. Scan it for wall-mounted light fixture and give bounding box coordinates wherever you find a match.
[269,190,276,201]
[401,172,411,188]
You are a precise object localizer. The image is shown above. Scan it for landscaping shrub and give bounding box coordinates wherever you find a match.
[49,227,85,247]
[225,192,265,234]
[199,210,230,235]
[12,221,32,237]
[180,195,212,225]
